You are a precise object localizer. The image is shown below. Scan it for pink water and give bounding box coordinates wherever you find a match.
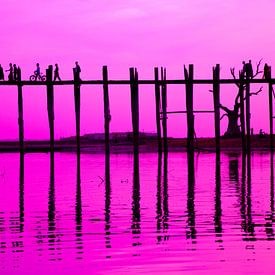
[0,151,275,274]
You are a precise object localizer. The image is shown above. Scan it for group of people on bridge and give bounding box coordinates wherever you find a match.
[0,62,81,82]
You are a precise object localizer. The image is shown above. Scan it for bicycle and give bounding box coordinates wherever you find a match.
[29,73,46,81]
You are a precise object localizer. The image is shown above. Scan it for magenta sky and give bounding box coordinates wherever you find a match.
[1,0,275,140]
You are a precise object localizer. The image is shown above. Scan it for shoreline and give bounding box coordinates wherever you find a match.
[0,136,273,153]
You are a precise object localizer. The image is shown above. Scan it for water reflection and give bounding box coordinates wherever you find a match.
[1,151,275,273]
[186,151,196,240]
[156,152,169,243]
[131,152,141,250]
[214,153,222,245]
[105,152,112,255]
[75,152,83,258]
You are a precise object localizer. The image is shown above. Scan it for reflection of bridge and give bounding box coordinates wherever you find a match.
[0,65,274,154]
[1,149,274,261]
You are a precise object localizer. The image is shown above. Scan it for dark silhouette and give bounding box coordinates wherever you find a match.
[74,61,81,81]
[54,64,61,81]
[30,63,46,81]
[0,64,4,80]
[34,63,41,81]
[263,63,271,79]
[13,64,18,81]
[6,63,13,81]
[219,60,263,137]
[246,60,253,79]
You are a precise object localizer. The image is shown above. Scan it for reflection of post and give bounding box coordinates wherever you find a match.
[46,65,54,152]
[75,152,83,257]
[240,153,247,232]
[214,153,222,243]
[156,153,162,242]
[162,152,169,241]
[19,152,24,233]
[17,68,24,153]
[265,151,274,238]
[186,151,196,239]
[73,69,81,153]
[228,154,239,182]
[154,67,162,153]
[131,152,141,249]
[48,152,56,256]
[246,152,255,237]
[104,151,112,252]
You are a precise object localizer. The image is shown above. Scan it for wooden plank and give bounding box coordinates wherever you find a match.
[46,65,54,151]
[154,67,162,153]
[185,64,194,152]
[103,66,110,155]
[161,68,168,153]
[213,64,220,153]
[17,68,24,152]
[73,68,81,152]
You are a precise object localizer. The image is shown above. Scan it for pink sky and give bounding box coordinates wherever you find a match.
[1,0,275,140]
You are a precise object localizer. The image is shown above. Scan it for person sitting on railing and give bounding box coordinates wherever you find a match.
[0,65,4,81]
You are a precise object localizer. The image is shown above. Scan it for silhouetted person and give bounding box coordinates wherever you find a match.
[74,61,81,81]
[34,63,41,81]
[13,64,18,81]
[0,65,4,81]
[246,60,253,79]
[6,63,13,81]
[263,63,271,79]
[242,61,246,75]
[54,64,61,81]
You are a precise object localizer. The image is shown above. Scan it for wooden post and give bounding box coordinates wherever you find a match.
[185,64,194,152]
[17,67,24,153]
[268,67,273,149]
[213,64,220,153]
[130,67,139,154]
[73,68,81,152]
[245,75,251,152]
[103,66,110,155]
[154,67,162,153]
[46,65,54,151]
[161,68,168,153]
[239,72,246,153]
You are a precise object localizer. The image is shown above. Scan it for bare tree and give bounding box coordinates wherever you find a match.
[217,60,263,137]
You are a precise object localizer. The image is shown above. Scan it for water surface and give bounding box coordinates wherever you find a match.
[0,151,275,274]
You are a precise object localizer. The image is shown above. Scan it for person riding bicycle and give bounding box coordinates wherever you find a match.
[34,63,41,81]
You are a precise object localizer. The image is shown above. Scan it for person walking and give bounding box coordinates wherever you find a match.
[54,64,61,81]
[0,65,4,81]
[6,63,13,81]
[13,64,18,81]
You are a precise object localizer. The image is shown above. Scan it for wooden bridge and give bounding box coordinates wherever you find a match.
[0,64,274,154]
